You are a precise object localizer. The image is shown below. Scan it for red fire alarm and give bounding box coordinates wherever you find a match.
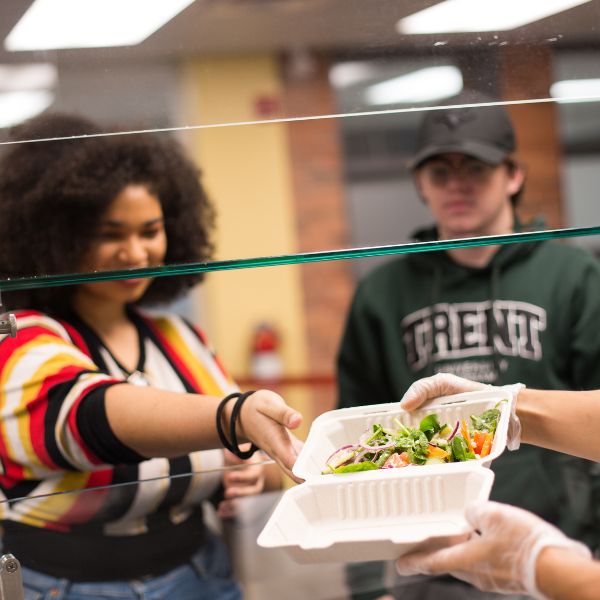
[250,322,283,379]
[254,95,281,118]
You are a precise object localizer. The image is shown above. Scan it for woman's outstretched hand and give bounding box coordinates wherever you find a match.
[238,389,304,482]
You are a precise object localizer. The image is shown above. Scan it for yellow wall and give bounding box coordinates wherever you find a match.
[176,54,309,383]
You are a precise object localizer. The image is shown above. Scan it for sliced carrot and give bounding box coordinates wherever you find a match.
[480,433,493,458]
[473,431,488,455]
[461,420,474,451]
[427,444,450,460]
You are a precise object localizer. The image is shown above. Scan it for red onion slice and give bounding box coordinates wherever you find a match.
[353,449,370,463]
[447,420,460,441]
[325,445,356,468]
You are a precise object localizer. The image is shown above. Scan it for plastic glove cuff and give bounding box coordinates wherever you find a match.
[525,535,592,600]
[500,383,525,451]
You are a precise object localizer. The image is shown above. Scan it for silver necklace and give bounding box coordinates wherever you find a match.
[125,370,151,387]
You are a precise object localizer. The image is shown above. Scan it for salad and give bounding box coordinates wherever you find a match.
[322,403,504,474]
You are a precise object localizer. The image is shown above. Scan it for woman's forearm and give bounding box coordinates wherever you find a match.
[517,388,600,462]
[103,384,303,482]
[104,383,233,457]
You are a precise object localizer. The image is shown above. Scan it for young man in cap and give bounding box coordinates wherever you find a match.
[337,95,600,600]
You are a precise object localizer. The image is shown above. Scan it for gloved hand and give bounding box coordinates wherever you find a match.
[395,501,592,599]
[399,373,524,450]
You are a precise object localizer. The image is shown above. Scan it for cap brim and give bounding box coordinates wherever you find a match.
[407,140,509,170]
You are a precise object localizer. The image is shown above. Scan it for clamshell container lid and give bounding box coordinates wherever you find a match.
[258,388,513,563]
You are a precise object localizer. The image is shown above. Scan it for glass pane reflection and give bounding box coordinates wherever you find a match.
[1,1,600,598]
[1,0,599,142]
[1,92,600,279]
[1,472,357,600]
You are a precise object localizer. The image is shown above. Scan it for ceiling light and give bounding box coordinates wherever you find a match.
[5,0,196,51]
[365,66,463,105]
[329,62,376,88]
[0,63,57,92]
[397,0,592,34]
[550,78,600,103]
[0,91,54,128]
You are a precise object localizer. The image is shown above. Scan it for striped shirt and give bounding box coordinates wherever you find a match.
[0,308,237,579]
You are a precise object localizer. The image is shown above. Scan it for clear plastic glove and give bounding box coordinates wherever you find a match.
[395,501,592,599]
[399,373,525,450]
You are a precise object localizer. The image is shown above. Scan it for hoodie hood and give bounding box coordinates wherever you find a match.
[408,218,541,282]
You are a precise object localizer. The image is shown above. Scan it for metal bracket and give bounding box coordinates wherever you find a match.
[0,314,17,337]
[0,554,24,600]
[0,291,17,337]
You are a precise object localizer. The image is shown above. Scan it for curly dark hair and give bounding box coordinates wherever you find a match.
[0,113,215,312]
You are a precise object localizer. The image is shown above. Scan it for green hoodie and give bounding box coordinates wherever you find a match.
[338,227,600,546]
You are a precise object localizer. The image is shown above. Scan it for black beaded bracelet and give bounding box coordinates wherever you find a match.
[215,391,259,460]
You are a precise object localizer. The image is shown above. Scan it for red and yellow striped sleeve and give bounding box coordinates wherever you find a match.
[0,312,121,482]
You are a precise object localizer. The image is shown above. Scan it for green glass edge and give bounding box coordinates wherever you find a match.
[2,225,600,292]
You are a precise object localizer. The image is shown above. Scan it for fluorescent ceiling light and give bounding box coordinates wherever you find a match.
[329,62,375,88]
[5,0,196,51]
[551,78,600,103]
[398,0,592,34]
[0,90,54,128]
[365,66,463,105]
[0,63,57,91]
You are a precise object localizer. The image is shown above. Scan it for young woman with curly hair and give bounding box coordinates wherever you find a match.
[0,113,302,599]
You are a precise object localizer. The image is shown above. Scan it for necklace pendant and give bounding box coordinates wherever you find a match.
[126,370,151,387]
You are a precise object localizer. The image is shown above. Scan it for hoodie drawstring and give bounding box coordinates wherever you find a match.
[490,263,502,381]
[426,260,502,381]
[427,265,442,376]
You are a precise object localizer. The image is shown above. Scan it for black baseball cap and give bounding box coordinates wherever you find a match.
[408,93,516,170]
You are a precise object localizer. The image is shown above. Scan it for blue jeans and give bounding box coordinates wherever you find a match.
[21,532,242,600]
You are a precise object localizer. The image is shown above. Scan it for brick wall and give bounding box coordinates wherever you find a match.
[499,45,565,229]
[280,54,354,412]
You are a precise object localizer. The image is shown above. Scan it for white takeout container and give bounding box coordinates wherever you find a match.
[258,389,513,563]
